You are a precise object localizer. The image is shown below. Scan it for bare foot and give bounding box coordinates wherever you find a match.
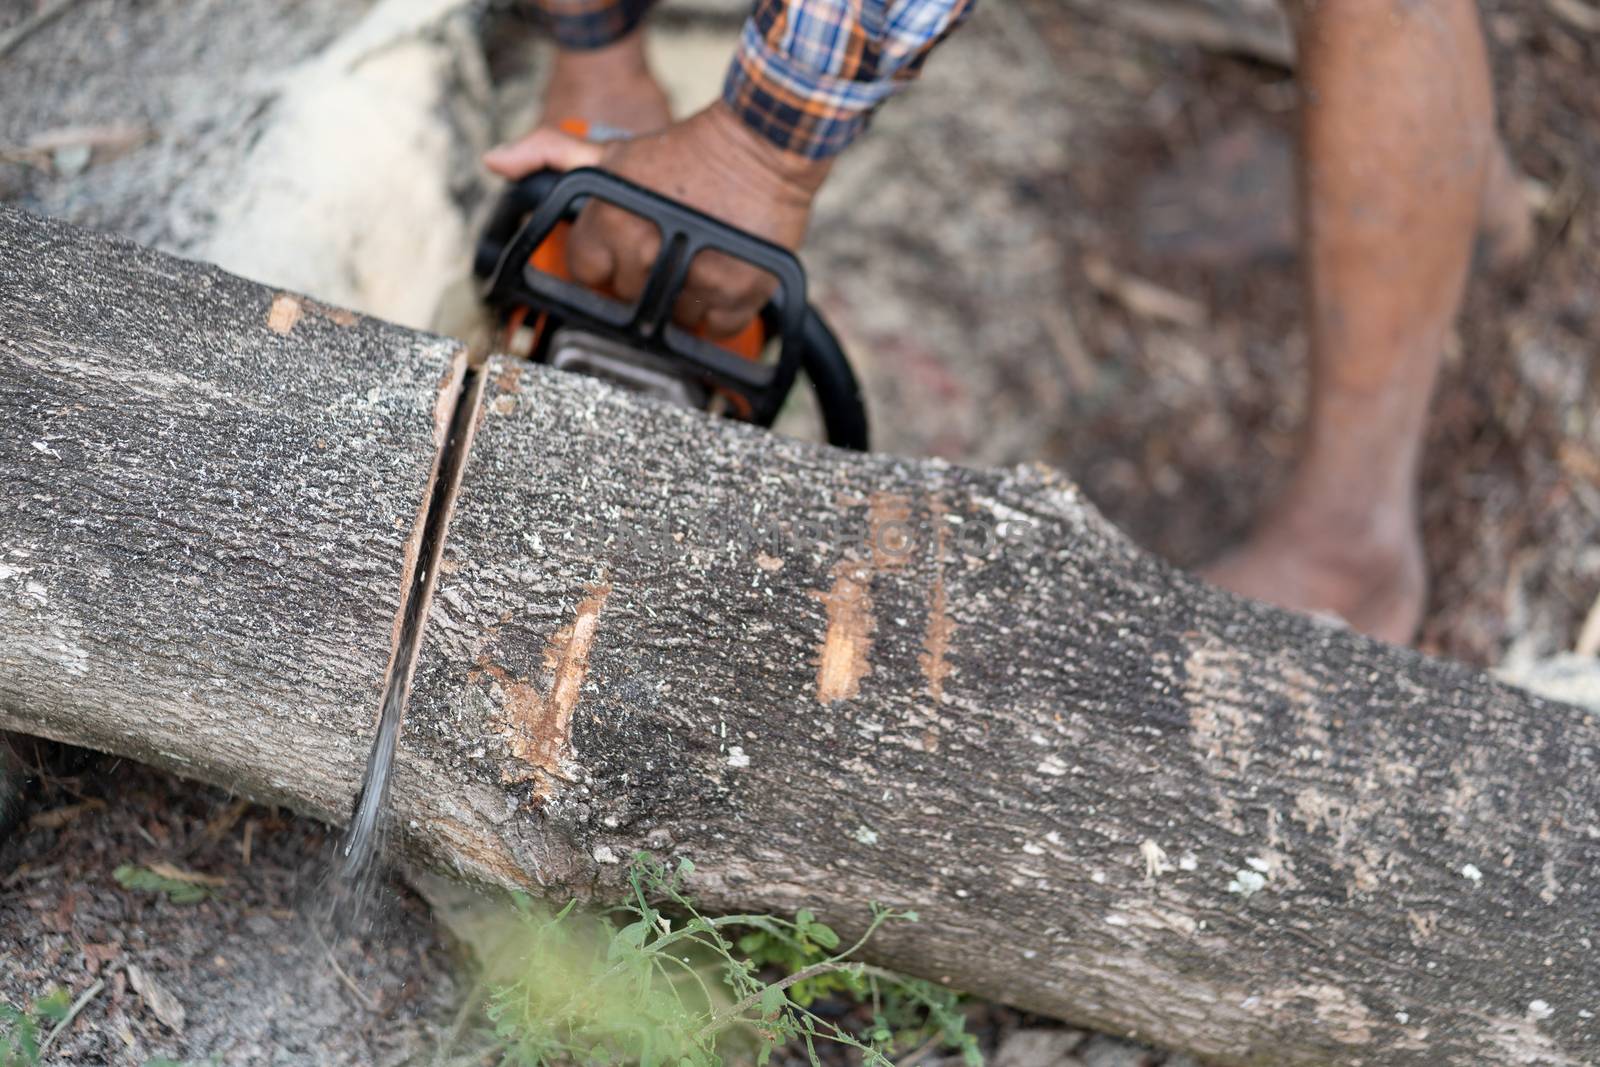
[1201,506,1426,645]
[539,31,672,135]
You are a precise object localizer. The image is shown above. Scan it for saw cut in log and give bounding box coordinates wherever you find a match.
[2,207,1597,1066]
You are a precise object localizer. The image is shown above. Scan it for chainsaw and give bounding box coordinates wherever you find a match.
[331,150,873,928]
[473,164,869,450]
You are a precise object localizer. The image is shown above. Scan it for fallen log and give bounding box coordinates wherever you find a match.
[2,206,1597,1066]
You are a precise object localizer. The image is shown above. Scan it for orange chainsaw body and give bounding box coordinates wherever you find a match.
[512,118,766,364]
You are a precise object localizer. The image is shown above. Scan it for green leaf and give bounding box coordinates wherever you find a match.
[0,1005,40,1065]
[806,923,840,951]
[758,985,787,1019]
[613,920,650,956]
[31,988,71,1024]
[113,865,212,905]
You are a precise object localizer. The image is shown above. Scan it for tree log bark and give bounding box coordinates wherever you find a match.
[2,206,1597,1066]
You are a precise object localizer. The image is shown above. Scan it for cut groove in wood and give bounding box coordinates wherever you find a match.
[335,360,486,903]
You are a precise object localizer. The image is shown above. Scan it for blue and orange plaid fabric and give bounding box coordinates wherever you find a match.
[532,0,976,159]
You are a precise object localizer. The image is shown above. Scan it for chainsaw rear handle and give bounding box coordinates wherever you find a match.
[473,168,564,280]
[476,167,868,450]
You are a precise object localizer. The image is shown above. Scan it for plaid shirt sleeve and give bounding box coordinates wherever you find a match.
[529,0,975,158]
[723,0,977,159]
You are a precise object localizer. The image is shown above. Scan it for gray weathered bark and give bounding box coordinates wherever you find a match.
[2,206,1596,1066]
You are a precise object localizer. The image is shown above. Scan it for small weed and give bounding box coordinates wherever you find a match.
[113,864,214,905]
[454,853,981,1067]
[0,988,71,1067]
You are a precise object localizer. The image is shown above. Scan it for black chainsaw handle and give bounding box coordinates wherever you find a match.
[474,169,563,279]
[798,308,868,452]
[478,168,804,421]
[476,167,869,450]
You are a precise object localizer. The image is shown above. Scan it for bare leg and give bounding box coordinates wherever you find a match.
[1204,0,1500,645]
[538,27,672,134]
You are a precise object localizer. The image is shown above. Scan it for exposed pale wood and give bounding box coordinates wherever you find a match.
[2,209,1597,1066]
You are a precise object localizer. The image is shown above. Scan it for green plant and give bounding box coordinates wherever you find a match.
[0,988,71,1067]
[466,854,981,1067]
[113,864,214,905]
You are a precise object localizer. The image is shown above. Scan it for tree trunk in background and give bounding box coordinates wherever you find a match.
[4,209,1597,1066]
[0,0,493,330]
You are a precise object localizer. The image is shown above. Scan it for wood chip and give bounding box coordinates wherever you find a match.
[127,965,187,1034]
[1548,0,1600,32]
[200,798,251,843]
[1039,303,1101,394]
[26,122,151,155]
[28,799,105,830]
[145,861,228,888]
[0,123,152,171]
[1576,592,1600,659]
[1083,254,1208,328]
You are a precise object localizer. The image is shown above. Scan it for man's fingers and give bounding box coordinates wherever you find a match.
[599,208,662,301]
[676,249,776,337]
[702,306,761,339]
[566,230,616,290]
[482,127,606,179]
[569,203,660,297]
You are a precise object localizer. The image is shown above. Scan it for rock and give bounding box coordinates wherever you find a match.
[1078,1033,1160,1067]
[127,964,188,1034]
[994,1027,1088,1067]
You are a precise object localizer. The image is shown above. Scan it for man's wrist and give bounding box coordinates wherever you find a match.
[699,100,834,201]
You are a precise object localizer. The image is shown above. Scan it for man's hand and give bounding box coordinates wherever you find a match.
[483,102,833,338]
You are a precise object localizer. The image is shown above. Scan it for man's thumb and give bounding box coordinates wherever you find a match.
[482,127,606,179]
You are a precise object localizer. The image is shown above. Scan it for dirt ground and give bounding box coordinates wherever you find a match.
[0,760,458,1065]
[807,0,1599,670]
[3,0,1597,1063]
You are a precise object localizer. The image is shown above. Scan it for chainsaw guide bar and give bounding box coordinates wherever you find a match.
[331,361,485,925]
